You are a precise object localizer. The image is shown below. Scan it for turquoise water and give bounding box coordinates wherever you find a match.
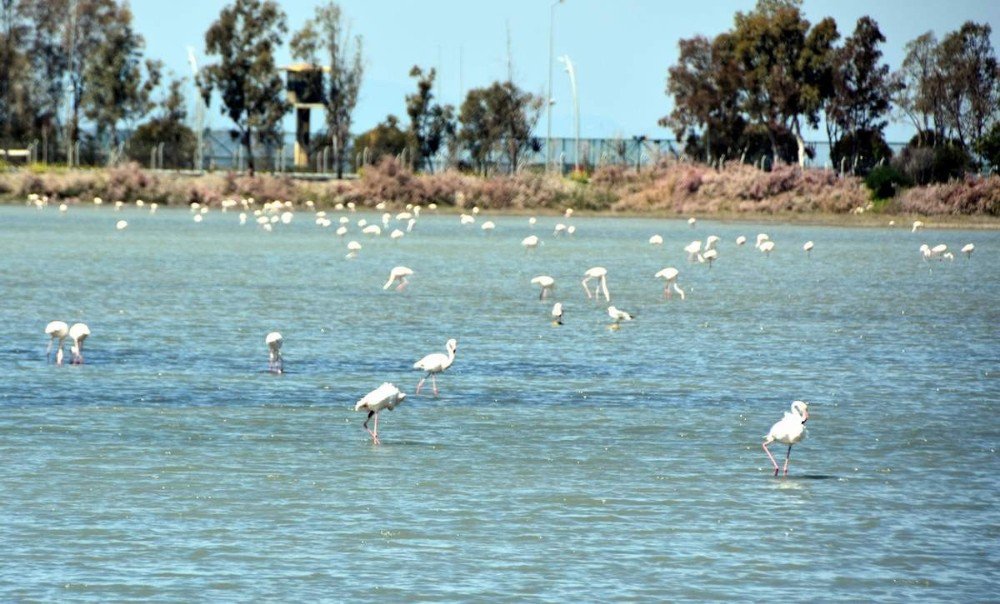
[1,204,998,601]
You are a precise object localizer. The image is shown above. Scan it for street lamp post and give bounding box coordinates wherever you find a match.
[546,0,563,173]
[558,55,580,173]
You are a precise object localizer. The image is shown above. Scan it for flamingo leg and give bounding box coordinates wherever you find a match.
[373,413,380,445]
[363,411,379,443]
[416,376,426,395]
[431,374,438,396]
[763,442,780,476]
[396,278,408,291]
[46,339,53,362]
[581,278,593,299]
[600,276,610,301]
[783,445,792,476]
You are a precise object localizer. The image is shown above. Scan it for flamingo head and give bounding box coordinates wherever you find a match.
[792,400,809,423]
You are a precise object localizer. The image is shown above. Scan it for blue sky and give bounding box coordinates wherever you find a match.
[132,0,1000,144]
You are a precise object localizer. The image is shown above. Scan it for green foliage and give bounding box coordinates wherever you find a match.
[865,164,910,200]
[458,81,543,175]
[352,115,409,166]
[406,66,455,173]
[974,121,1000,172]
[200,0,289,175]
[831,129,892,175]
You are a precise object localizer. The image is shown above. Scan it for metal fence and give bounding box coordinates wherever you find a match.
[3,130,910,176]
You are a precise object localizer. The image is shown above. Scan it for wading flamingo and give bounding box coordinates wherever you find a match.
[649,234,663,246]
[355,382,406,444]
[763,400,810,476]
[655,267,685,300]
[803,241,814,255]
[45,320,69,365]
[384,266,414,291]
[531,275,555,299]
[582,267,610,301]
[414,338,458,396]
[607,305,634,329]
[266,332,283,373]
[961,243,975,259]
[551,302,563,325]
[521,235,540,251]
[68,322,90,365]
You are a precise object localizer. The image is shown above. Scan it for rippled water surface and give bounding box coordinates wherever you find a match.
[1,205,998,601]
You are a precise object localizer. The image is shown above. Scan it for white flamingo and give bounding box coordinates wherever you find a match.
[68,322,90,365]
[700,248,718,268]
[755,233,770,249]
[45,320,69,365]
[759,240,775,256]
[763,401,810,476]
[551,302,564,325]
[920,243,948,261]
[736,235,747,246]
[346,240,361,259]
[265,331,283,373]
[414,338,458,396]
[803,241,814,255]
[911,220,924,233]
[531,275,555,299]
[355,382,406,444]
[649,234,663,246]
[961,243,975,259]
[688,217,697,228]
[684,240,702,261]
[521,235,540,251]
[704,235,720,250]
[607,305,634,328]
[655,267,685,300]
[582,266,610,301]
[384,266,414,291]
[481,220,496,233]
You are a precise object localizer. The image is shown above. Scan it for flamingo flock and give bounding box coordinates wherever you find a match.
[32,197,987,466]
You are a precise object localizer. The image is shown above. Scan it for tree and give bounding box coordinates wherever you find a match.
[936,22,999,148]
[65,0,122,158]
[894,32,945,145]
[291,1,363,179]
[974,121,1000,172]
[731,0,837,164]
[458,81,542,175]
[200,0,288,176]
[406,66,455,173]
[82,2,160,149]
[17,0,69,160]
[127,76,196,169]
[352,114,408,166]
[0,0,32,145]
[825,17,898,173]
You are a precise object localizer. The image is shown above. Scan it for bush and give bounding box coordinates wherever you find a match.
[865,165,911,200]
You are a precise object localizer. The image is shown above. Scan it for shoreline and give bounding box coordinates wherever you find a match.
[2,163,998,230]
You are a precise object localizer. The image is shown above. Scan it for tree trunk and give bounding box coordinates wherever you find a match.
[244,129,255,176]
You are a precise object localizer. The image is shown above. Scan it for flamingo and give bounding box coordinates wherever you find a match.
[414,338,458,396]
[655,267,685,300]
[755,233,770,249]
[700,248,718,268]
[704,235,720,250]
[920,244,947,261]
[688,217,697,228]
[531,275,555,299]
[390,228,404,240]
[116,220,128,230]
[551,302,564,325]
[763,400,810,476]
[481,220,496,233]
[649,234,663,246]
[759,240,775,256]
[607,305,634,329]
[961,243,975,259]
[45,320,69,365]
[384,266,414,291]
[68,322,90,365]
[582,267,610,301]
[736,235,747,246]
[265,331,283,373]
[911,220,924,233]
[460,213,475,225]
[684,240,702,261]
[554,223,567,236]
[362,224,381,236]
[346,240,361,259]
[355,382,406,444]
[521,235,540,251]
[803,241,814,255]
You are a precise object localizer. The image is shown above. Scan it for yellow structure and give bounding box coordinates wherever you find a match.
[282,63,330,168]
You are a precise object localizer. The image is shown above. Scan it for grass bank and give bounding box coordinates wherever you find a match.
[2,158,998,227]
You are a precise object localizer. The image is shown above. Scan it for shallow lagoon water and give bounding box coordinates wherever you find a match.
[1,205,998,600]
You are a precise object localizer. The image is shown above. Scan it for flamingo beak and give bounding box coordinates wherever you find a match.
[803,408,809,422]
